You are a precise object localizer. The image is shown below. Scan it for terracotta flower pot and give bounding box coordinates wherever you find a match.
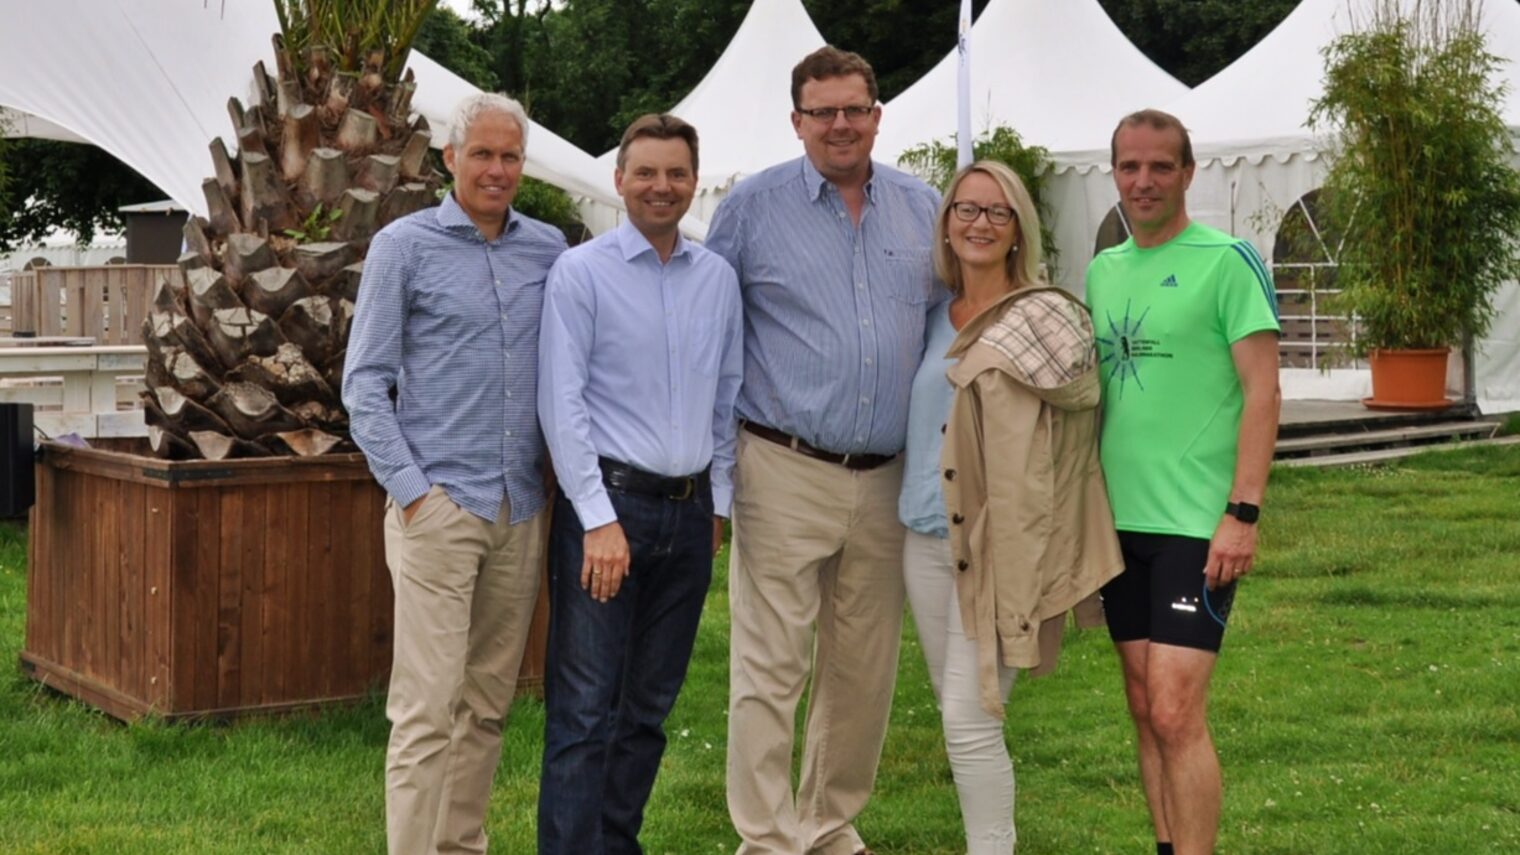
[1362,347,1453,410]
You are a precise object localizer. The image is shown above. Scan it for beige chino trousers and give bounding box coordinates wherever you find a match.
[727,432,908,855]
[383,485,546,855]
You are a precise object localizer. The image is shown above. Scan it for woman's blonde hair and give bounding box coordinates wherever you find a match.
[932,160,1044,294]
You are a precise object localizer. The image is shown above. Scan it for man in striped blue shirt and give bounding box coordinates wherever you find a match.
[705,47,942,855]
[536,113,743,855]
[343,93,567,855]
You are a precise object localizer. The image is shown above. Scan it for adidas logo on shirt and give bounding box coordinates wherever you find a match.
[1160,274,1179,288]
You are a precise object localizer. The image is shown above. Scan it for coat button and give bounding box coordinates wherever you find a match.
[1020,621,1031,631]
[944,469,956,481]
[952,513,964,524]
[940,423,947,434]
[957,560,969,571]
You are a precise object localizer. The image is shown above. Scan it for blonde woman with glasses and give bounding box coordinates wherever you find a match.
[898,160,1123,853]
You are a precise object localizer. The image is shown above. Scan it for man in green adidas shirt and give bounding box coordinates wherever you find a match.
[1086,109,1281,855]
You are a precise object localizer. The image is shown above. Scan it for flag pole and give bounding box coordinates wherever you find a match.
[956,0,974,169]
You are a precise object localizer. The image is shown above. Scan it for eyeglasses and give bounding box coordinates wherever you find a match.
[951,201,1016,226]
[797,105,875,123]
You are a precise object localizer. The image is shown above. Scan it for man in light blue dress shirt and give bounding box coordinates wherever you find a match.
[344,93,567,855]
[536,114,743,855]
[704,47,942,855]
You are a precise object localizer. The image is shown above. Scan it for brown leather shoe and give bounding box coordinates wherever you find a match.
[855,849,877,855]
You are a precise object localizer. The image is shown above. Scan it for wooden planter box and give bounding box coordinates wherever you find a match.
[22,442,549,721]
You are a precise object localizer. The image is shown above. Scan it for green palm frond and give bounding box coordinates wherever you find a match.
[273,0,440,82]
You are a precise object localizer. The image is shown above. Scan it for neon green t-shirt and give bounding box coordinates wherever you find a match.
[1084,221,1280,539]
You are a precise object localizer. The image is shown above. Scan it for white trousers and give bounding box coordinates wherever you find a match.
[903,529,1019,855]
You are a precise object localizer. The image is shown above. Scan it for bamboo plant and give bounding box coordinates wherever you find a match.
[1308,0,1520,355]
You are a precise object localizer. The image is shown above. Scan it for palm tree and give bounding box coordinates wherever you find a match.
[141,0,445,459]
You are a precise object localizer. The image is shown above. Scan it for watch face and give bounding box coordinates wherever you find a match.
[1233,502,1260,523]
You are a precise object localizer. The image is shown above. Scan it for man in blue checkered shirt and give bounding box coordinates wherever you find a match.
[343,92,567,855]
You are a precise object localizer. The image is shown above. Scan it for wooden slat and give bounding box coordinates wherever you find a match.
[145,484,172,711]
[216,489,244,709]
[238,485,267,706]
[11,271,37,334]
[37,270,63,336]
[123,268,152,345]
[119,480,146,700]
[346,482,376,688]
[83,269,107,340]
[308,482,335,697]
[192,489,221,712]
[105,268,126,345]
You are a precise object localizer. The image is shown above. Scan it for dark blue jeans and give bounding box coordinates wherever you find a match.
[537,485,714,855]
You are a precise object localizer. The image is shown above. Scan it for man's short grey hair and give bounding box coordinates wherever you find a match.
[448,93,531,150]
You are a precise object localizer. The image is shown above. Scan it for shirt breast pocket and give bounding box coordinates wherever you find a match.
[881,247,933,307]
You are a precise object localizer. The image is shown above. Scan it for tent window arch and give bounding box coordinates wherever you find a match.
[1093,204,1130,255]
[1271,189,1359,369]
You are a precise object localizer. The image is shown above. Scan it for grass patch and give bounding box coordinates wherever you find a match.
[1,445,1518,852]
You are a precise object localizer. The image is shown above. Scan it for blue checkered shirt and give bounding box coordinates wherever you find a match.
[704,157,943,455]
[344,193,568,523]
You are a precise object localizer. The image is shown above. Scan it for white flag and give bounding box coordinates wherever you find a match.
[956,0,973,169]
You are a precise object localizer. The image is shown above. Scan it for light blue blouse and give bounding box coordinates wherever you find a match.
[898,300,960,537]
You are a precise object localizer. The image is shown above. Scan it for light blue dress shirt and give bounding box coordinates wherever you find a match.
[899,300,959,538]
[344,193,567,524]
[704,157,942,456]
[538,222,744,531]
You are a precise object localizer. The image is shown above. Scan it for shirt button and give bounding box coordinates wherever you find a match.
[495,279,502,286]
[856,283,864,290]
[504,430,514,437]
[862,318,871,327]
[861,396,870,405]
[865,357,873,366]
[506,391,513,399]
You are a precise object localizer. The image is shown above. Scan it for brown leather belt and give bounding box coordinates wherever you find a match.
[741,421,897,471]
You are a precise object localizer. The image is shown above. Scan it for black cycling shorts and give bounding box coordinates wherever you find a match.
[1101,531,1236,653]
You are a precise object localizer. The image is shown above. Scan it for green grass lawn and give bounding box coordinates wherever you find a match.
[1,445,1518,854]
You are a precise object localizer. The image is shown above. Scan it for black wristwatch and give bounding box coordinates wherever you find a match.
[1226,501,1260,524]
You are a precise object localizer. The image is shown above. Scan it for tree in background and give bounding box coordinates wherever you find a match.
[898,125,1059,277]
[806,0,992,101]
[1097,0,1298,86]
[0,141,162,252]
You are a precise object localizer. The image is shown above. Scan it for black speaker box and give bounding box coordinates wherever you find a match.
[1,403,35,518]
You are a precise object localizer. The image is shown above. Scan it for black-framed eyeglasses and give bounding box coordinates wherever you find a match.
[951,201,1016,226]
[797,105,875,123]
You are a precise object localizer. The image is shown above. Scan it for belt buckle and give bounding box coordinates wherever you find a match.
[671,477,695,501]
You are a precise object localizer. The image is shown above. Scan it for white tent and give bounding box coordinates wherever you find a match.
[872,0,1189,165]
[1042,0,1520,411]
[0,0,621,222]
[578,0,826,230]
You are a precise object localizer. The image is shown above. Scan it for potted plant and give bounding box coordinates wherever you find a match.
[24,1,546,721]
[1309,0,1520,409]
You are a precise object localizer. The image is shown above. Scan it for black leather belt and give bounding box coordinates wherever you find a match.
[598,457,709,501]
[741,422,897,471]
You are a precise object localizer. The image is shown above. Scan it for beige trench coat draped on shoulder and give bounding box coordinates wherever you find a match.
[940,285,1125,719]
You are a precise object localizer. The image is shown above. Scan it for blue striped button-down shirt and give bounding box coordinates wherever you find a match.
[538,223,744,530]
[705,156,942,456]
[343,193,568,524]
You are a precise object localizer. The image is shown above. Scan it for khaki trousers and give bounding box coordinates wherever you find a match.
[383,485,546,855]
[727,433,907,855]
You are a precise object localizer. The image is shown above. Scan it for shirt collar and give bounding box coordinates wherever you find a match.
[436,191,520,240]
[800,156,878,204]
[615,220,691,263]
